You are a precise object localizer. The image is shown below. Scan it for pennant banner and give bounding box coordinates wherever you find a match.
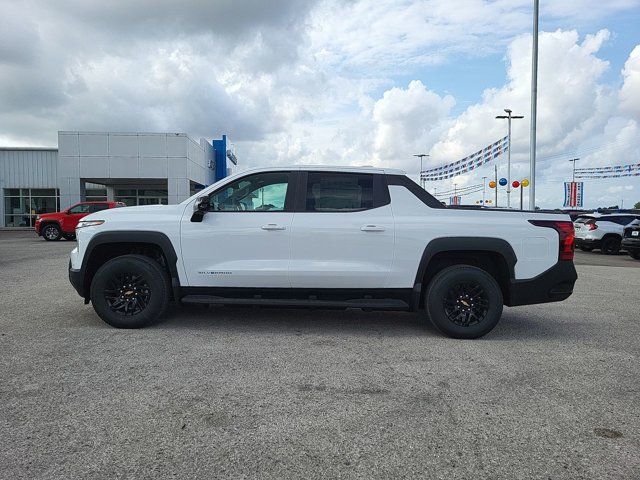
[575,163,640,173]
[564,182,584,208]
[420,136,509,181]
[575,171,640,179]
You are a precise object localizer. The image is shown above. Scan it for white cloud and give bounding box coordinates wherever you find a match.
[620,45,640,119]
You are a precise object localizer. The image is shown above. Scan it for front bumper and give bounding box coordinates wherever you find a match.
[507,261,577,307]
[68,261,85,298]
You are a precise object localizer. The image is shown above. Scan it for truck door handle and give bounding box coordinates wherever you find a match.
[361,224,385,232]
[261,224,286,231]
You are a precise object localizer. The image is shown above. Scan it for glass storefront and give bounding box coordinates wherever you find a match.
[85,188,108,202]
[115,188,168,207]
[4,188,60,227]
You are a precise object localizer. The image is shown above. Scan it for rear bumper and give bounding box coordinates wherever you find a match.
[507,261,577,307]
[622,237,640,252]
[574,237,601,249]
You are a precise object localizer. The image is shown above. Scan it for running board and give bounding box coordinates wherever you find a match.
[180,295,410,310]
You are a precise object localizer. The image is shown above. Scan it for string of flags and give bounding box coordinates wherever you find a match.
[575,163,640,179]
[575,163,640,172]
[420,136,509,181]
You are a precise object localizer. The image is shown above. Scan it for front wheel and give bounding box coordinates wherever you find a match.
[90,254,170,328]
[424,265,503,339]
[42,224,61,241]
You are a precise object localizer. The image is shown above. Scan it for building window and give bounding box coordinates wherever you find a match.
[4,188,60,227]
[85,188,107,202]
[115,188,168,207]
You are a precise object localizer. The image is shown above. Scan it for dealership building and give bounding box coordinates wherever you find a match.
[0,131,238,228]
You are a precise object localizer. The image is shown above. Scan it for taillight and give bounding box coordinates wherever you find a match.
[588,223,598,231]
[529,220,575,261]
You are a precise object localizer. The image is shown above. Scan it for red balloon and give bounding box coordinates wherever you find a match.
[512,180,520,188]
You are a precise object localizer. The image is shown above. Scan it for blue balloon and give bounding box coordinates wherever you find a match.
[499,177,508,186]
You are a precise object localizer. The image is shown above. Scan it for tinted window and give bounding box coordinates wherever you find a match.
[209,171,290,212]
[305,172,374,212]
[89,203,109,213]
[68,204,91,214]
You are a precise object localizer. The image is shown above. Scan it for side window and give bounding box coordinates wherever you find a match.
[305,172,374,212]
[209,171,290,212]
[68,204,91,214]
[89,203,109,213]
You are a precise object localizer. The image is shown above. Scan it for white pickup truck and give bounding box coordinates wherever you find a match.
[69,166,577,338]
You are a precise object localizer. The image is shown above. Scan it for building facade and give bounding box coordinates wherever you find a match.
[0,131,237,228]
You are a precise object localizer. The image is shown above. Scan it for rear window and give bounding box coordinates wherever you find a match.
[305,172,374,212]
[574,216,594,224]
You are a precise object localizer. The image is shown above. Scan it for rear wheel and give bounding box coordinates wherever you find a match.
[90,254,170,328]
[601,236,621,255]
[42,223,61,241]
[424,265,503,339]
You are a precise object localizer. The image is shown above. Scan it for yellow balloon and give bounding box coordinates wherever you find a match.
[521,178,530,187]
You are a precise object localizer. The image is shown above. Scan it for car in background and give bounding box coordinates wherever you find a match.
[35,201,125,241]
[622,219,640,260]
[574,213,640,254]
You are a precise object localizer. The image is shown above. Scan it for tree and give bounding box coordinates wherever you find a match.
[635,201,640,209]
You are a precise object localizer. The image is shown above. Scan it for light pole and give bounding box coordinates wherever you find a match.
[569,157,580,182]
[496,108,524,208]
[529,0,540,210]
[414,154,429,189]
[482,176,487,206]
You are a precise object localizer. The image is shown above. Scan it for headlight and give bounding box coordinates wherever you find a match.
[35,215,41,221]
[76,220,105,229]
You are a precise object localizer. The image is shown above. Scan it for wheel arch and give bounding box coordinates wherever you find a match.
[79,231,180,301]
[412,237,517,310]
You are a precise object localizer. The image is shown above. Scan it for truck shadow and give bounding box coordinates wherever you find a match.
[157,304,585,341]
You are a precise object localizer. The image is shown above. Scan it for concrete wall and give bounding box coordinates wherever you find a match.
[57,132,214,207]
[0,148,58,227]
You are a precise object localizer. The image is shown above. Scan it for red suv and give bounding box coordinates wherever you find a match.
[35,201,125,241]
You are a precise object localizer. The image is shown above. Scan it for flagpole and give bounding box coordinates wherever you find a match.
[529,0,539,210]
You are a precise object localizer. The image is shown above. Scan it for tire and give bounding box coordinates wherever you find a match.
[578,246,593,252]
[424,265,503,339]
[630,251,640,260]
[601,236,621,255]
[90,254,170,328]
[42,223,62,241]
[63,233,76,241]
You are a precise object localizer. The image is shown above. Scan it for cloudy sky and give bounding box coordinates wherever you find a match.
[1,0,640,208]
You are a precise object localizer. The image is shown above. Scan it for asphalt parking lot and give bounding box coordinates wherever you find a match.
[1,231,639,479]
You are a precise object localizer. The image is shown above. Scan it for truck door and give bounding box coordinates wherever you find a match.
[180,171,295,288]
[289,171,394,288]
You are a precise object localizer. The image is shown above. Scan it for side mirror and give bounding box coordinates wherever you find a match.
[195,196,209,212]
[191,196,209,222]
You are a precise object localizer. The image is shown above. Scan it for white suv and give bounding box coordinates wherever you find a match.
[574,213,640,254]
[68,166,578,339]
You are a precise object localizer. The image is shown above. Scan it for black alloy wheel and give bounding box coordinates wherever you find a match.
[424,265,503,339]
[442,281,490,327]
[103,272,152,316]
[90,254,170,328]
